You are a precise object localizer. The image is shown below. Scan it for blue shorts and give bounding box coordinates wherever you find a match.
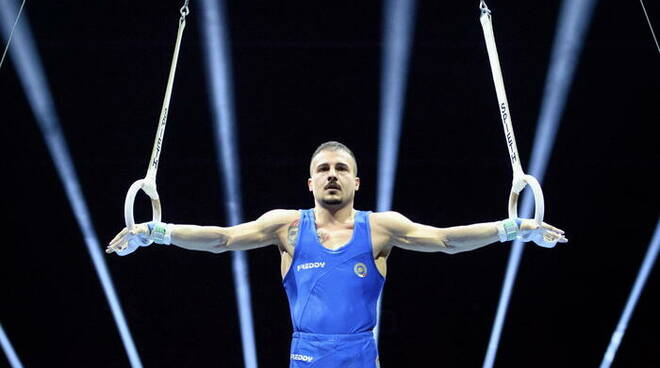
[289,331,380,368]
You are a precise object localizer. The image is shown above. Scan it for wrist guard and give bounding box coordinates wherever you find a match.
[147,222,172,245]
[497,218,522,242]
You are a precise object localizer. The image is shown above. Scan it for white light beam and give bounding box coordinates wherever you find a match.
[199,1,257,367]
[600,219,660,368]
[0,323,23,368]
[375,0,417,343]
[0,1,143,366]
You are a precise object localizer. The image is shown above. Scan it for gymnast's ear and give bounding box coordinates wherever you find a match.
[355,177,360,191]
[308,178,313,192]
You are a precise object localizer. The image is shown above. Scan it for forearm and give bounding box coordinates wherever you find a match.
[108,211,291,255]
[380,211,564,256]
[442,222,500,253]
[169,224,228,253]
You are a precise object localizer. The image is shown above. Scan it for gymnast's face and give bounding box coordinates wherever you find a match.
[308,149,360,208]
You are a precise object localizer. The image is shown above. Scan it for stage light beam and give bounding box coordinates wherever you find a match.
[199,0,257,367]
[482,1,598,367]
[0,1,143,366]
[377,0,416,213]
[374,0,417,342]
[0,323,23,368]
[600,219,660,368]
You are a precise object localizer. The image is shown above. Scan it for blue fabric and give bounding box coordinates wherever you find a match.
[283,209,384,366]
[283,209,385,334]
[289,332,380,368]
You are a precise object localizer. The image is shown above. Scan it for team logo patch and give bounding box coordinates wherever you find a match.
[353,262,368,278]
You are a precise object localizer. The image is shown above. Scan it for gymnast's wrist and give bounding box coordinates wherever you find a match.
[496,218,522,242]
[147,221,172,245]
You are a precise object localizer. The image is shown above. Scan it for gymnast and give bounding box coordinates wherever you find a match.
[107,141,566,367]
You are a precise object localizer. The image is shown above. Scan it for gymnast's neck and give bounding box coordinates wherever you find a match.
[313,202,357,224]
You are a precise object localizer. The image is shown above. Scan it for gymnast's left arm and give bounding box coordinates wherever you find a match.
[372,211,567,254]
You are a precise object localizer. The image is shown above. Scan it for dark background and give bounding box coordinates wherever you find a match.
[1,0,658,367]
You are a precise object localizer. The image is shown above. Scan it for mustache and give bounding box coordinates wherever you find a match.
[324,182,341,189]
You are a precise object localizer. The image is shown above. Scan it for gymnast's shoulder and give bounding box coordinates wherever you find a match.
[368,211,416,233]
[254,209,300,228]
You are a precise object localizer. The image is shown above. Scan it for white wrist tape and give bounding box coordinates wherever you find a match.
[148,222,172,245]
[497,219,520,242]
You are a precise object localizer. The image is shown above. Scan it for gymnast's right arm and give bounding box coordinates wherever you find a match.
[106,209,297,255]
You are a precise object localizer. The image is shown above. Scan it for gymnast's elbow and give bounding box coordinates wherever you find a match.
[398,235,457,254]
[441,243,463,254]
[437,239,461,254]
[207,228,231,254]
[429,228,462,254]
[209,244,228,254]
[208,230,265,253]
[435,232,461,254]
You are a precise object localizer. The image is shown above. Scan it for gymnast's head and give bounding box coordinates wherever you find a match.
[308,141,360,207]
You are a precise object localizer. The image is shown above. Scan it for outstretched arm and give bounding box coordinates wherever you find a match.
[373,211,566,254]
[107,209,298,255]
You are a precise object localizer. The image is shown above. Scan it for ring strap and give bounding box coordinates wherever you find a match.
[479,3,554,247]
[124,3,189,229]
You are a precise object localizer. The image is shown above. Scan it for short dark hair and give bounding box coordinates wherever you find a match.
[310,141,358,175]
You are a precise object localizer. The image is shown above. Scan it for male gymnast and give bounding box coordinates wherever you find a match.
[107,141,567,367]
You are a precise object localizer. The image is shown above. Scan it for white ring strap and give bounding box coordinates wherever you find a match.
[124,3,189,229]
[479,2,553,247]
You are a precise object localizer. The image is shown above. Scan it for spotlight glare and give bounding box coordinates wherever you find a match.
[600,219,660,368]
[375,0,417,342]
[0,2,143,367]
[199,0,257,367]
[482,1,598,367]
[377,0,417,213]
[0,323,23,368]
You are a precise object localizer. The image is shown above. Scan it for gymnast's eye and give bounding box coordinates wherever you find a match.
[336,164,348,172]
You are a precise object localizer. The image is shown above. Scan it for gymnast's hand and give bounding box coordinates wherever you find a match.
[106,223,153,255]
[518,219,567,246]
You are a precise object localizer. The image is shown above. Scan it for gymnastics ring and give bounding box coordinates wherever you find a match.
[508,174,544,227]
[124,179,162,228]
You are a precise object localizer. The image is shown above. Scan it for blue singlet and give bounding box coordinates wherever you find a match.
[283,209,385,367]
